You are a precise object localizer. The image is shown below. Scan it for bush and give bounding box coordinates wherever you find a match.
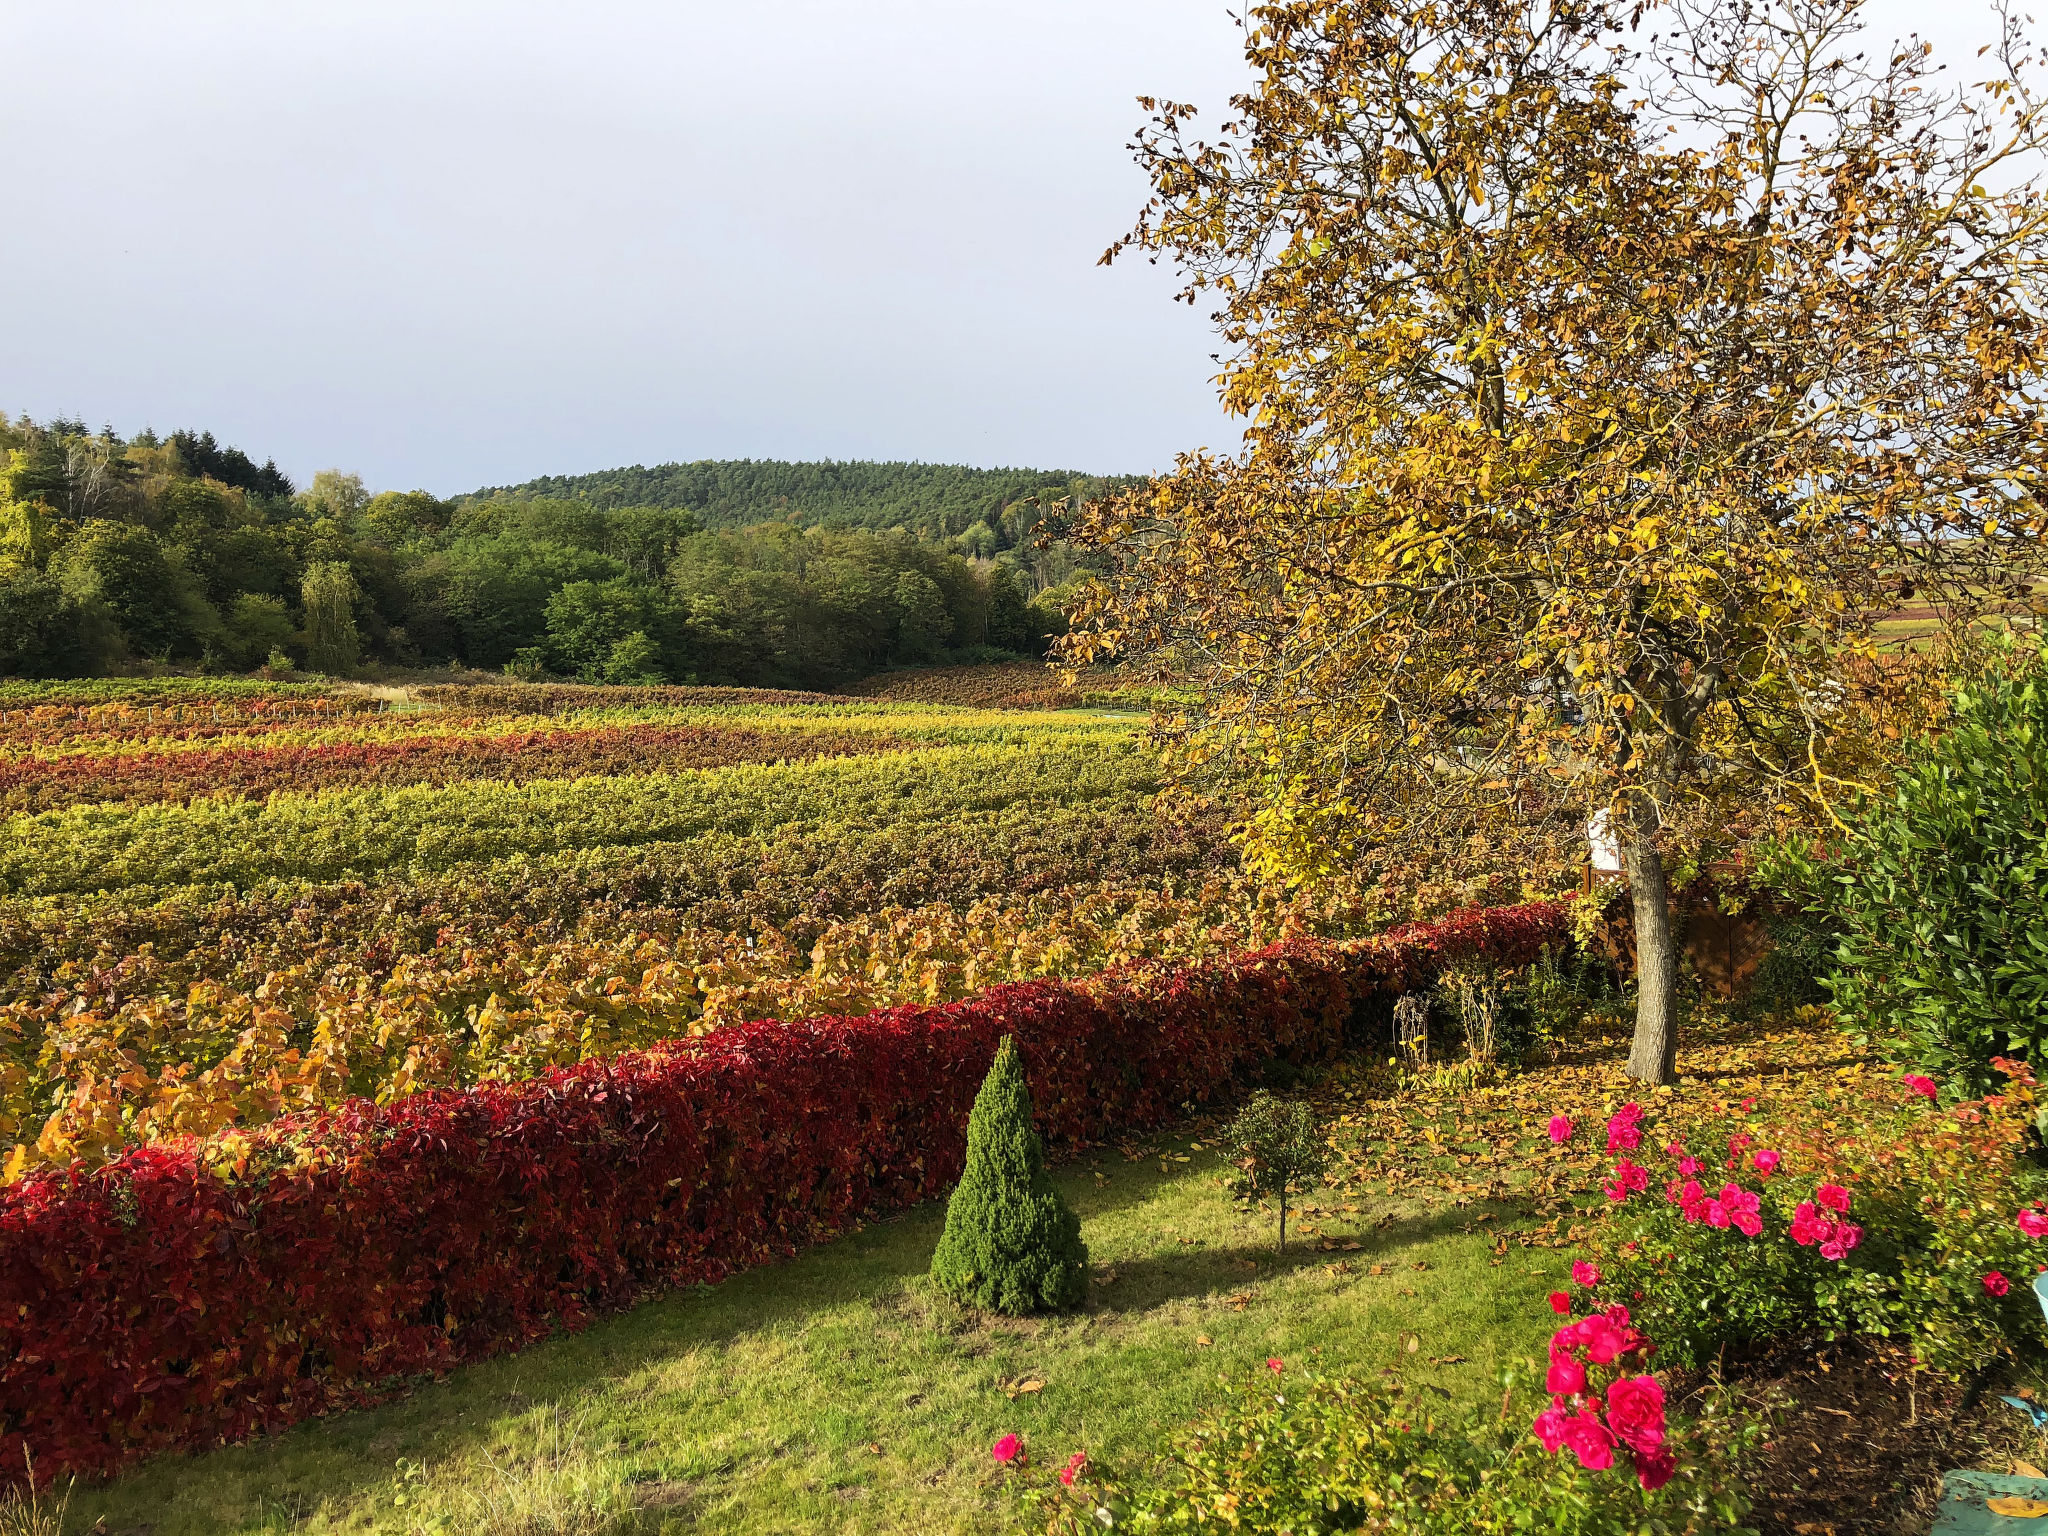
[0,900,1571,1482]
[1028,1354,1759,1535]
[1583,1069,2048,1377]
[1224,1092,1329,1251]
[929,1035,1088,1313]
[1776,643,2048,1091]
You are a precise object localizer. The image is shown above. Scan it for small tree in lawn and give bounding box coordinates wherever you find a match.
[1226,1092,1329,1252]
[930,1036,1089,1314]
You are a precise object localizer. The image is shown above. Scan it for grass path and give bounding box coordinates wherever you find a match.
[67,1131,1561,1535]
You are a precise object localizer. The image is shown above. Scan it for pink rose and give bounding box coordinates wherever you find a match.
[1635,1444,1677,1491]
[1985,1270,2012,1297]
[1677,1157,1701,1176]
[1816,1183,1851,1214]
[1819,1222,1862,1262]
[1790,1201,1829,1246]
[1718,1184,1763,1237]
[1548,1114,1575,1145]
[1604,1375,1667,1454]
[1059,1452,1087,1486]
[1578,1315,1629,1365]
[1546,1357,1588,1395]
[991,1433,1023,1464]
[1903,1074,1937,1100]
[1561,1412,1618,1471]
[1532,1406,1570,1454]
[1753,1149,1781,1176]
[1606,1104,1644,1154]
[2019,1207,2048,1239]
[1605,1159,1649,1202]
[1572,1260,1601,1287]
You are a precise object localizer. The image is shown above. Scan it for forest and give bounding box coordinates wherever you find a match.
[471,458,1139,541]
[0,416,1084,687]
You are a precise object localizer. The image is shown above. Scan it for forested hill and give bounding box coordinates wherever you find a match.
[466,460,1141,539]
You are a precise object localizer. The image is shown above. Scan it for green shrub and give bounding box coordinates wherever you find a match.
[1773,643,2048,1091]
[1591,1068,2048,1377]
[1223,1092,1329,1251]
[929,1035,1088,1314]
[1027,1363,1760,1535]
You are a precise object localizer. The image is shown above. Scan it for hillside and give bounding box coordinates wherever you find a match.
[464,459,1142,541]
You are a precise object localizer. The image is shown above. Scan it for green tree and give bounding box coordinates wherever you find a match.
[221,593,298,671]
[1224,1092,1329,1252]
[300,560,361,674]
[929,1036,1088,1314]
[54,520,216,659]
[893,569,951,662]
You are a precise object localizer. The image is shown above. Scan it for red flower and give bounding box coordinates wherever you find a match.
[1752,1149,1781,1176]
[1572,1259,1601,1287]
[1059,1451,1088,1486]
[991,1433,1023,1464]
[1267,1357,1284,1373]
[1604,1374,1667,1454]
[1815,1183,1851,1214]
[1635,1444,1677,1491]
[1546,1357,1588,1395]
[1561,1412,1618,1471]
[1605,1104,1644,1154]
[1604,1159,1649,1202]
[1549,1290,1572,1314]
[1985,1271,2012,1297]
[1903,1075,1938,1100]
[2018,1207,2048,1239]
[1532,1406,1570,1453]
[1819,1223,1862,1262]
[1548,1114,1574,1145]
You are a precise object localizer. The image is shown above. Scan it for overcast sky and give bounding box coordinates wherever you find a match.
[0,1,2018,495]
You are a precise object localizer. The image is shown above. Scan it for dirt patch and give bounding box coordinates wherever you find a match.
[1704,1340,2031,1535]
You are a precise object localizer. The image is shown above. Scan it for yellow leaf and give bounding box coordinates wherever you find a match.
[1987,1496,2048,1517]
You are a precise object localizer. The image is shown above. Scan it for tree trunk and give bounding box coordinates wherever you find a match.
[1277,1190,1289,1253]
[1623,803,1680,1085]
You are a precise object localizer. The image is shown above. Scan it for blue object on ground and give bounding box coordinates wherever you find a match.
[1932,1470,2048,1532]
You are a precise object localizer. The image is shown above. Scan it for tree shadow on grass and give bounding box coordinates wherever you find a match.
[1080,1199,1517,1318]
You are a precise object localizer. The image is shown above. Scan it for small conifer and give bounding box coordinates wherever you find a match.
[930,1035,1088,1313]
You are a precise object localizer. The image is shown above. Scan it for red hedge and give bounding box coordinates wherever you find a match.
[0,901,1564,1482]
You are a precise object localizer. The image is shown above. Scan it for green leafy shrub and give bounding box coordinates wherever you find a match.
[1027,1361,1760,1535]
[1223,1091,1329,1250]
[929,1035,1088,1314]
[1773,644,2048,1091]
[1588,1068,2048,1377]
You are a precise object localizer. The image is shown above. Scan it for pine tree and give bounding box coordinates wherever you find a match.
[930,1036,1088,1314]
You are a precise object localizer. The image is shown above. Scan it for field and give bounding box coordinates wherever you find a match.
[0,676,1347,1179]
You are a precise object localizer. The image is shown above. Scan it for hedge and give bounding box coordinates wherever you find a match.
[0,900,1564,1483]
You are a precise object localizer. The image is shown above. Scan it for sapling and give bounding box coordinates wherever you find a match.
[1225,1091,1330,1251]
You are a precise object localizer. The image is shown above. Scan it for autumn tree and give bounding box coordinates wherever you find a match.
[1059,0,2048,1082]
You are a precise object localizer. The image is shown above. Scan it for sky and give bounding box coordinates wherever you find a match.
[0,0,2020,495]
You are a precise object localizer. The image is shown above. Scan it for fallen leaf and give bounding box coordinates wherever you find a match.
[2020,1460,2048,1479]
[1429,1355,1468,1364]
[999,1376,1047,1399]
[1404,1335,1420,1354]
[1986,1496,2048,1518]
[1368,1263,1388,1276]
[1325,1261,1355,1276]
[1228,1292,1253,1311]
[865,1443,882,1455]
[1195,1335,1213,1347]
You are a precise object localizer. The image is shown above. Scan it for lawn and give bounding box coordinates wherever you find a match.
[62,1125,1560,1535]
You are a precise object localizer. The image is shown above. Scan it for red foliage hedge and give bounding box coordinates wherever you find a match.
[0,900,1564,1483]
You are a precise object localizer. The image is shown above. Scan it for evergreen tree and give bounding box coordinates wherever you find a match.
[930,1036,1088,1314]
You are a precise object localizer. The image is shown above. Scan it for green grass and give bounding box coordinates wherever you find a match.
[64,1136,1558,1536]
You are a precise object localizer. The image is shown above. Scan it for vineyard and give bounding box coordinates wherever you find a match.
[0,676,1357,1181]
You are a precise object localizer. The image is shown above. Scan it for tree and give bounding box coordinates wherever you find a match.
[1224,1091,1329,1251]
[300,560,361,674]
[893,569,953,661]
[1060,0,2048,1083]
[929,1036,1089,1314]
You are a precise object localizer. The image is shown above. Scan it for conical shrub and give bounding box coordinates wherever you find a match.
[930,1035,1089,1314]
